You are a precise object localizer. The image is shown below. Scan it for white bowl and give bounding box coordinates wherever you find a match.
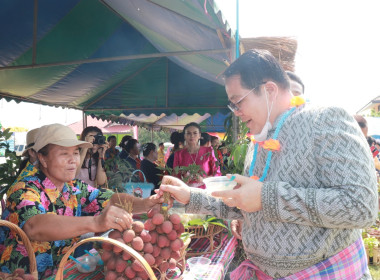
[76,256,97,273]
[204,176,237,193]
[187,257,211,277]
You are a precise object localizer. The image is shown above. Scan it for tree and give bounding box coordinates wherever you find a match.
[0,128,21,200]
[137,127,171,145]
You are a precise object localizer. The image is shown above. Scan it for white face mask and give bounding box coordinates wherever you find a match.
[254,89,274,142]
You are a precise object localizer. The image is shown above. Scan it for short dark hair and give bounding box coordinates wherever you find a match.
[170,132,184,149]
[38,144,51,156]
[200,132,211,146]
[223,49,290,93]
[210,136,218,142]
[125,139,138,153]
[107,135,116,142]
[119,135,133,149]
[367,136,375,146]
[183,122,201,134]
[286,71,305,93]
[159,142,164,147]
[80,126,102,141]
[142,143,156,157]
[353,115,367,129]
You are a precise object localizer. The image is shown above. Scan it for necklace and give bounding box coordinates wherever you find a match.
[249,107,296,182]
[188,147,199,165]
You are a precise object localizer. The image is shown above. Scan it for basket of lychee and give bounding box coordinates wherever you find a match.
[0,220,38,280]
[97,193,190,280]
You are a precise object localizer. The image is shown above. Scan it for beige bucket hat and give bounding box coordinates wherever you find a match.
[34,123,92,152]
[21,127,40,157]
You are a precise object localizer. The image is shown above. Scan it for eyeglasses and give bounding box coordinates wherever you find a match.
[227,82,266,112]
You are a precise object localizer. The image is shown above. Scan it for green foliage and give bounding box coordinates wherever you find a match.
[364,237,379,257]
[0,128,22,200]
[370,109,380,117]
[185,215,227,232]
[104,157,134,192]
[222,113,250,175]
[369,264,380,279]
[158,163,206,184]
[137,127,170,146]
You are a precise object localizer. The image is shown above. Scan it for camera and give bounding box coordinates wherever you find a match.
[93,133,106,145]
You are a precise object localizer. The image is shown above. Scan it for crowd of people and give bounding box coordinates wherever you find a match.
[0,48,378,280]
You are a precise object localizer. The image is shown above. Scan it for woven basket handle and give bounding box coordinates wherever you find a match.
[0,220,38,280]
[55,236,157,280]
[129,169,147,183]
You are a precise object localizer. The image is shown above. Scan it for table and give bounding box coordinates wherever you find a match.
[46,234,237,280]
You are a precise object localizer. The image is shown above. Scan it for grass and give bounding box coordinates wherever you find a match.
[370,265,380,280]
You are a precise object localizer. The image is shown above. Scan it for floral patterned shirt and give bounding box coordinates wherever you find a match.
[0,165,113,279]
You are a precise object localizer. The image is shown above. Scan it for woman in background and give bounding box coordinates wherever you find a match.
[173,122,220,188]
[118,135,132,160]
[76,126,108,187]
[166,131,184,169]
[140,143,163,194]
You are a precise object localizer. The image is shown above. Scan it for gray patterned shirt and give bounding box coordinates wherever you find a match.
[186,105,377,278]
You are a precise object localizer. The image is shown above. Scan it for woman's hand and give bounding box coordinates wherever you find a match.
[230,219,243,240]
[143,194,165,212]
[85,134,95,143]
[211,174,263,212]
[157,176,191,205]
[93,142,108,157]
[93,205,132,232]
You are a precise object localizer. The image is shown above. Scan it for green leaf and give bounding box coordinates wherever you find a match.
[180,232,195,243]
[188,218,205,226]
[209,221,227,229]
[206,216,217,222]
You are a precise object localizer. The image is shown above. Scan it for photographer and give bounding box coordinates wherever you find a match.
[76,126,108,187]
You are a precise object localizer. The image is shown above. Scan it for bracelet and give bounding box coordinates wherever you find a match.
[99,157,104,159]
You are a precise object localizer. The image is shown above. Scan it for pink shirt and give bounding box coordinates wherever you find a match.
[77,158,97,187]
[173,146,221,188]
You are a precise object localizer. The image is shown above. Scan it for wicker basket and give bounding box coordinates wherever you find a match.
[55,236,157,280]
[0,220,38,280]
[185,224,224,257]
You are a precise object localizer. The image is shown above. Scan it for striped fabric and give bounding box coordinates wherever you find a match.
[284,238,367,280]
[45,235,237,280]
[184,234,237,279]
[230,238,367,280]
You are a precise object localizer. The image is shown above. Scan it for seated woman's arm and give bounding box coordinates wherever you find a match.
[9,178,162,242]
[23,192,161,242]
[23,206,128,242]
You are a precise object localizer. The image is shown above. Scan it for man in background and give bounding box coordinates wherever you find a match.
[105,135,119,160]
[286,71,304,96]
[157,142,165,167]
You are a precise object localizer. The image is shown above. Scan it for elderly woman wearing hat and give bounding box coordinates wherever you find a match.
[0,124,163,278]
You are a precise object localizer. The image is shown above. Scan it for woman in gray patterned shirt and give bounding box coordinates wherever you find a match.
[159,49,377,279]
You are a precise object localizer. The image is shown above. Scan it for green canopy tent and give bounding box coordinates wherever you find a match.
[0,0,234,119]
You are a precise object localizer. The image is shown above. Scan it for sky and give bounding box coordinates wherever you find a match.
[216,0,380,113]
[1,0,380,130]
